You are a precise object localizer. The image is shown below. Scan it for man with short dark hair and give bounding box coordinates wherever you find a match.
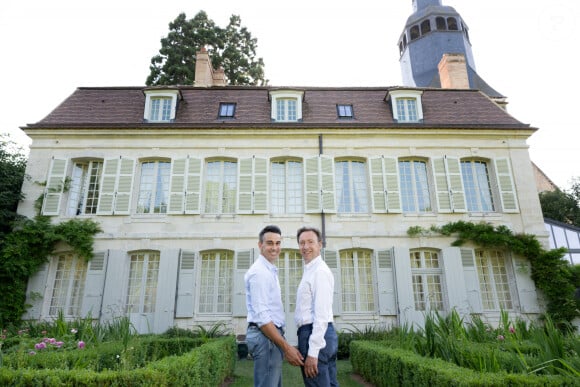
[295,226,338,386]
[245,225,304,387]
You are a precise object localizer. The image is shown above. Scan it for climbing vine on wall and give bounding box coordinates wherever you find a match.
[0,216,101,326]
[407,221,578,328]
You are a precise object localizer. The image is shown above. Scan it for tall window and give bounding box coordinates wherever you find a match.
[48,253,87,317]
[475,250,513,310]
[461,160,494,212]
[137,161,170,214]
[67,160,103,216]
[340,249,374,312]
[271,160,303,214]
[198,250,234,314]
[410,249,444,311]
[149,97,172,122]
[204,160,237,214]
[276,98,297,121]
[126,251,160,314]
[335,160,369,213]
[277,250,303,313]
[396,98,418,122]
[399,159,431,212]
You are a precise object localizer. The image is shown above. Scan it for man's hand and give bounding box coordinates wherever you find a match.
[303,355,318,378]
[283,345,304,366]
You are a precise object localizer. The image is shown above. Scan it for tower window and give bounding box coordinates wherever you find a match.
[447,17,458,30]
[421,20,431,35]
[410,25,420,41]
[436,17,446,30]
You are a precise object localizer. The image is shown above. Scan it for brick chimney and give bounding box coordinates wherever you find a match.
[438,53,469,89]
[194,47,227,87]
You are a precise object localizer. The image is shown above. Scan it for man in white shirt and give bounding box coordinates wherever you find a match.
[295,226,338,387]
[245,225,304,387]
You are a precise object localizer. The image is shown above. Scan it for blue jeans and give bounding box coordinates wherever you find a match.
[297,323,339,387]
[246,325,284,387]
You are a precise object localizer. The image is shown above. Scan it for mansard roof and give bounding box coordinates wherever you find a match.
[24,86,531,130]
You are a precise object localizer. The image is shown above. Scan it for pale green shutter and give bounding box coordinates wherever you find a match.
[253,157,268,213]
[305,157,321,212]
[494,158,519,213]
[81,251,108,318]
[238,158,253,213]
[393,246,424,328]
[320,156,336,213]
[233,249,254,317]
[175,250,196,318]
[460,248,482,313]
[185,158,202,214]
[97,158,119,215]
[114,158,134,214]
[440,247,469,316]
[24,262,49,319]
[322,249,341,316]
[511,256,540,313]
[446,157,467,212]
[384,157,402,213]
[42,158,68,216]
[168,159,186,214]
[376,250,396,315]
[369,157,387,213]
[432,157,452,212]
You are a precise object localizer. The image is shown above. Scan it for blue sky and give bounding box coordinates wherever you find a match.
[1,0,578,188]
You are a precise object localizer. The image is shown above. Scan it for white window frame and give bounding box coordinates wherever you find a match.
[203,160,238,214]
[460,159,495,212]
[475,249,514,311]
[335,159,369,214]
[125,251,160,314]
[269,90,304,122]
[136,160,171,214]
[389,89,423,122]
[339,249,375,313]
[47,253,88,317]
[399,159,432,213]
[198,250,234,315]
[271,159,303,214]
[143,89,180,122]
[409,249,445,311]
[67,159,103,216]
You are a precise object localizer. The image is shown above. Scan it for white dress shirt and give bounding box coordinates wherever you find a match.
[294,255,334,358]
[245,255,285,328]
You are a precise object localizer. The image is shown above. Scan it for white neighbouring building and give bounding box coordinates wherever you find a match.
[18,0,551,344]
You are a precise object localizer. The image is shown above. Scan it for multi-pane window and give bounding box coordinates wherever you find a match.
[126,251,160,314]
[271,160,303,214]
[198,250,234,314]
[67,160,103,216]
[277,250,303,313]
[461,160,494,212]
[337,104,354,119]
[396,98,418,122]
[48,253,87,317]
[218,103,236,118]
[204,160,237,214]
[410,249,444,311]
[137,161,170,214]
[399,159,431,212]
[335,160,369,213]
[475,250,513,310]
[276,98,297,121]
[149,97,172,122]
[340,249,375,312]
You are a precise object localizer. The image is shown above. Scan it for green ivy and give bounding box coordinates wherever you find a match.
[0,216,101,326]
[408,221,577,328]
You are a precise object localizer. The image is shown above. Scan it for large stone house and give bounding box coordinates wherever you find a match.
[18,0,550,343]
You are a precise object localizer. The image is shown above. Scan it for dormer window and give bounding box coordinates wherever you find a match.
[269,90,304,122]
[388,89,424,123]
[143,89,180,123]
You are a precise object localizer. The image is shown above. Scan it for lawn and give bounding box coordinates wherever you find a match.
[225,358,372,386]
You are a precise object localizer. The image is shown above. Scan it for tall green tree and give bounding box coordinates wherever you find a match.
[146,11,266,86]
[0,134,27,242]
[539,187,580,227]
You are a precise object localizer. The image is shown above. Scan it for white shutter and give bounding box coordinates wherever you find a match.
[384,157,402,213]
[512,257,540,313]
[154,249,179,333]
[238,158,253,213]
[253,157,268,213]
[175,251,196,318]
[460,248,482,313]
[322,249,341,316]
[440,247,470,317]
[320,156,336,213]
[81,251,108,318]
[96,157,135,215]
[494,158,519,213]
[24,262,49,319]
[114,158,135,214]
[96,158,118,215]
[168,159,187,214]
[233,249,254,317]
[432,157,466,213]
[42,158,68,216]
[369,157,387,213]
[304,156,336,213]
[185,157,202,214]
[376,250,396,315]
[305,157,321,212]
[392,247,423,328]
[432,157,452,212]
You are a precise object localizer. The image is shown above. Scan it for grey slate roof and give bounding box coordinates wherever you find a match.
[25,86,531,130]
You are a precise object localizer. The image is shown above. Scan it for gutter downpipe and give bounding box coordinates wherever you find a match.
[319,134,326,248]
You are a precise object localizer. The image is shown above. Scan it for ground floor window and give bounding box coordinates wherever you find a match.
[126,251,160,314]
[49,253,88,317]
